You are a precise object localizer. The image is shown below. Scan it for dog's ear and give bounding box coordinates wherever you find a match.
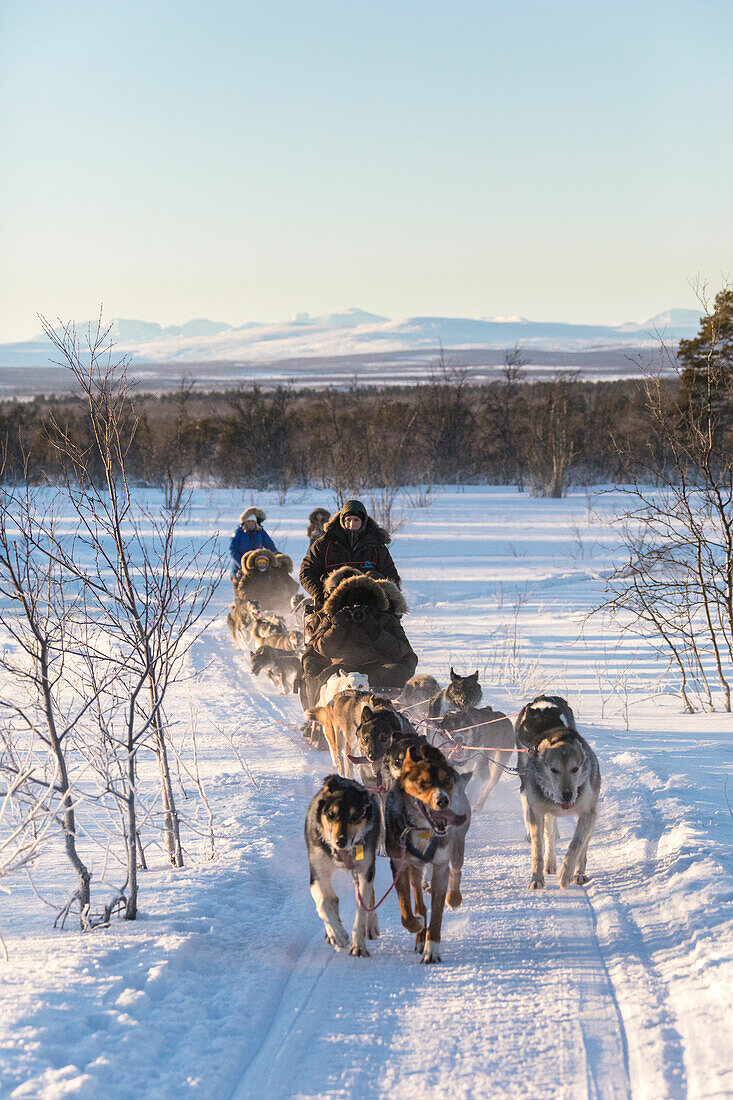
[323,775,341,793]
[405,743,423,764]
[471,671,479,681]
[360,706,373,722]
[450,667,458,681]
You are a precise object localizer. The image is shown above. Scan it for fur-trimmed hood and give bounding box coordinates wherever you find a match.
[322,513,391,546]
[240,506,266,526]
[240,547,294,576]
[308,507,331,526]
[322,573,408,617]
[323,565,363,596]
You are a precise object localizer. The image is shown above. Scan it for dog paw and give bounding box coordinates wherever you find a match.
[544,859,557,875]
[420,944,441,964]
[527,876,545,890]
[414,928,427,952]
[572,873,588,886]
[557,864,573,888]
[349,941,370,957]
[325,923,350,950]
[367,916,380,939]
[447,889,462,909]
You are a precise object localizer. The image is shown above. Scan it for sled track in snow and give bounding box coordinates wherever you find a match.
[202,623,633,1099]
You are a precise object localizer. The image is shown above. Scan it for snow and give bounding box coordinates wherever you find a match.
[1,486,731,1099]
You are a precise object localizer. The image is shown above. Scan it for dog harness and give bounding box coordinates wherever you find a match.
[400,824,439,862]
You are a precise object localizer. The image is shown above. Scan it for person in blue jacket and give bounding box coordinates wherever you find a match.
[229,507,278,579]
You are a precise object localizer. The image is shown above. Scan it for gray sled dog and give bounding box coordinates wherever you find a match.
[438,704,514,812]
[426,668,482,719]
[250,645,301,693]
[305,775,380,956]
[227,598,261,650]
[385,742,471,964]
[516,696,601,890]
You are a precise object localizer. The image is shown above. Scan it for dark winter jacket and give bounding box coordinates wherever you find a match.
[303,572,417,689]
[299,514,400,603]
[233,549,299,614]
[229,525,277,567]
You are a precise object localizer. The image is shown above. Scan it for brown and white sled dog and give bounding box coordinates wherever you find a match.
[305,776,380,956]
[385,742,471,964]
[250,645,301,694]
[318,668,370,709]
[516,697,601,889]
[426,668,482,720]
[306,691,389,777]
[438,704,514,812]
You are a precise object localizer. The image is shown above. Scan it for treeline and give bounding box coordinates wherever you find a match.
[0,369,678,498]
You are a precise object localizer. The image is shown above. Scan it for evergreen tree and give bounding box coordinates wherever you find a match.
[677,287,733,430]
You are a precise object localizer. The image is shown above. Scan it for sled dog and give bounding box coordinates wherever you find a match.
[258,628,303,652]
[305,775,380,955]
[306,691,388,777]
[318,669,370,709]
[517,702,601,890]
[227,598,261,650]
[515,695,576,753]
[426,668,482,719]
[249,614,288,646]
[438,704,514,812]
[401,674,441,714]
[383,733,429,783]
[385,742,471,963]
[250,645,301,694]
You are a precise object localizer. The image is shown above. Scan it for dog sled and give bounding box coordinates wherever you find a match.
[297,566,418,710]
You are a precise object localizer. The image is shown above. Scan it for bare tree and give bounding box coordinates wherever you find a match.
[38,315,222,866]
[596,285,733,712]
[524,372,580,498]
[484,345,527,487]
[0,479,95,926]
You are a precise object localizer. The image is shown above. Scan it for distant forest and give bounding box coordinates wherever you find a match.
[0,366,677,500]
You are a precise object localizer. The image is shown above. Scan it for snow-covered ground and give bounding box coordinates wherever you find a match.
[1,486,731,1099]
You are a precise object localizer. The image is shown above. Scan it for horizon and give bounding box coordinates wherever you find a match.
[2,302,705,348]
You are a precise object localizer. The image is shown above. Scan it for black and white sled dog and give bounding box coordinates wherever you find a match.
[515,696,601,890]
[305,775,380,956]
[426,668,482,719]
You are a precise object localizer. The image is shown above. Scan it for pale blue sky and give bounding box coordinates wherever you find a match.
[1,0,731,341]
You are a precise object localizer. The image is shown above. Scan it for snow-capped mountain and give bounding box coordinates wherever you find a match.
[0,307,701,372]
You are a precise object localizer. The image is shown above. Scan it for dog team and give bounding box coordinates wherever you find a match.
[226,502,602,964]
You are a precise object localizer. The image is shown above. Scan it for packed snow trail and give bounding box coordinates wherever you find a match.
[2,487,732,1100]
[208,629,630,1100]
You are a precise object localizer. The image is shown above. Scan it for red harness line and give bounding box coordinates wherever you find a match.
[350,845,409,912]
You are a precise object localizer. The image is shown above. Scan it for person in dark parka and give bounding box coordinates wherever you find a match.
[299,566,417,707]
[229,507,277,579]
[299,500,400,607]
[306,507,331,545]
